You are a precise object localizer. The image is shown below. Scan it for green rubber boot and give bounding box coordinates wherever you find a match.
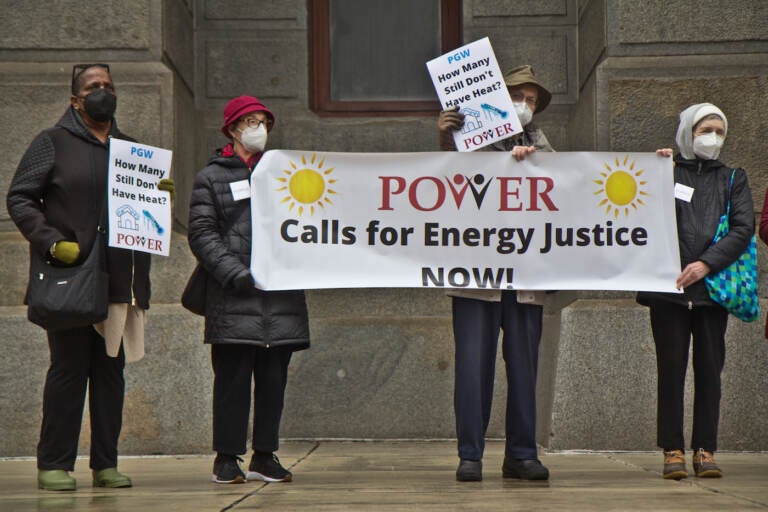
[92,468,132,488]
[38,470,76,491]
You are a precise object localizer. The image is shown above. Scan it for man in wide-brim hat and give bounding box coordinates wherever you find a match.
[503,64,552,113]
[437,64,554,483]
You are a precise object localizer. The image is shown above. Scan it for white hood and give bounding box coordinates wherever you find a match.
[675,103,728,159]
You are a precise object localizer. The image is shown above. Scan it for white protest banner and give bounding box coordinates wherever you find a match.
[250,150,681,293]
[107,138,173,256]
[426,37,522,152]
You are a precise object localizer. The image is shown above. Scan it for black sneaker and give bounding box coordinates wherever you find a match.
[502,457,550,480]
[456,459,482,481]
[247,452,293,482]
[212,454,246,484]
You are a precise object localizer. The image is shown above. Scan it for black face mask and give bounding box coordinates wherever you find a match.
[82,88,117,122]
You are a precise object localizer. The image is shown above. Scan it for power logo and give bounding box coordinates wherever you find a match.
[115,233,163,251]
[378,174,558,212]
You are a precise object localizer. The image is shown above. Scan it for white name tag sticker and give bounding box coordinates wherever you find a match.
[230,180,250,201]
[674,183,694,202]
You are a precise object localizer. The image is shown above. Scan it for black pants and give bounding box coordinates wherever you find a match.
[650,303,727,452]
[37,326,125,471]
[452,292,543,461]
[211,344,292,455]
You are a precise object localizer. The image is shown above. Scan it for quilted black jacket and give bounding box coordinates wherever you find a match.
[637,155,754,307]
[6,107,151,309]
[187,148,309,349]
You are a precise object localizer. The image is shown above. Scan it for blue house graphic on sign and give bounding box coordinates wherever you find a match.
[461,108,483,134]
[116,205,140,231]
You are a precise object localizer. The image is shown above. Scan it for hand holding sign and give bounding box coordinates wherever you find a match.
[438,107,464,132]
[157,178,175,201]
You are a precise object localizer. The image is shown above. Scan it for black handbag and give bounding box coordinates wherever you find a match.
[182,201,250,316]
[25,227,109,331]
[181,263,207,315]
[25,150,110,331]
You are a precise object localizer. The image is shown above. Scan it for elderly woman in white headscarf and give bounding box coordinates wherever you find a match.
[637,103,754,480]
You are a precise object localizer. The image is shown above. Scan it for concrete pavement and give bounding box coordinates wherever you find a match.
[1,441,766,511]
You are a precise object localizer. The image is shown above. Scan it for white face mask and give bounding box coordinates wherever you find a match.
[692,132,724,160]
[512,101,533,127]
[237,123,268,153]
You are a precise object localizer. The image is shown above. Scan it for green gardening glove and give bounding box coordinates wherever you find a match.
[51,240,80,264]
[158,178,175,202]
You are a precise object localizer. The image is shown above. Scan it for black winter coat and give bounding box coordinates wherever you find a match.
[637,155,754,308]
[6,107,151,309]
[187,148,310,350]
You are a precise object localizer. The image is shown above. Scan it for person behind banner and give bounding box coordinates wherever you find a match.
[637,103,753,480]
[6,64,174,491]
[187,95,309,484]
[436,64,553,482]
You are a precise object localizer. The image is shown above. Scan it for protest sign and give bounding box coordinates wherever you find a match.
[107,138,173,256]
[250,150,681,292]
[426,37,522,151]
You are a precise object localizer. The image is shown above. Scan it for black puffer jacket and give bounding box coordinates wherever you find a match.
[637,155,754,307]
[187,147,309,350]
[7,107,151,309]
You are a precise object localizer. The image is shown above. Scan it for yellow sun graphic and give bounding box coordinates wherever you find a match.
[593,155,648,218]
[275,153,338,216]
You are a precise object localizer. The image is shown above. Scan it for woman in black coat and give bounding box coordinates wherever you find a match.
[6,64,173,491]
[637,103,754,480]
[187,96,309,484]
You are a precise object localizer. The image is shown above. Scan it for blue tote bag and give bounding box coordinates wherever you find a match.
[704,170,759,322]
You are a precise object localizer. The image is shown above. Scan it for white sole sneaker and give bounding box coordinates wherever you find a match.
[246,471,291,482]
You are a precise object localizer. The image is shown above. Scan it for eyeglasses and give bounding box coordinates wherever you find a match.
[510,91,538,108]
[71,63,110,94]
[239,116,272,130]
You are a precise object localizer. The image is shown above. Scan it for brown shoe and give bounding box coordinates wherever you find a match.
[693,449,722,478]
[662,449,688,480]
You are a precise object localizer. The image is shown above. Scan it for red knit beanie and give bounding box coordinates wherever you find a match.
[220,96,275,138]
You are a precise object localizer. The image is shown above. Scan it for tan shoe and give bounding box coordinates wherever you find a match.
[662,449,688,480]
[693,449,722,478]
